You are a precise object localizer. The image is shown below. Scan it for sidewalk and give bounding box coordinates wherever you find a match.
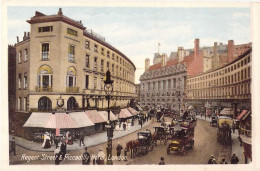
[10,119,152,152]
[196,115,244,164]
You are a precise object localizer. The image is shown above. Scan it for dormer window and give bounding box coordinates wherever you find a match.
[38,26,53,32]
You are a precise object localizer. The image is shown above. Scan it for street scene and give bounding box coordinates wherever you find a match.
[7,6,252,166]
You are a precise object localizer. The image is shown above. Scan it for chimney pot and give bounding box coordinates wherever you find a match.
[58,8,63,15]
[17,36,19,43]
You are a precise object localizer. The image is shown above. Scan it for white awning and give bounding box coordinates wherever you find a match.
[136,105,143,111]
[220,108,233,115]
[98,111,118,121]
[23,112,52,128]
[127,107,139,116]
[70,112,95,127]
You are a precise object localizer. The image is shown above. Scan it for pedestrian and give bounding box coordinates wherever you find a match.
[238,136,243,146]
[97,148,105,165]
[116,142,123,160]
[54,145,61,165]
[208,155,215,164]
[159,157,165,165]
[9,137,16,155]
[205,114,207,119]
[230,153,239,164]
[60,139,67,160]
[140,120,143,128]
[79,132,85,147]
[220,158,227,164]
[124,147,128,161]
[54,137,60,148]
[82,147,91,165]
[232,122,236,133]
[212,159,217,164]
[123,122,126,131]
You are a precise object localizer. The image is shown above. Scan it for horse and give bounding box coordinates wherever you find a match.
[126,140,140,158]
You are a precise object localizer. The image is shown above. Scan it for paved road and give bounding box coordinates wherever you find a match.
[9,117,231,165]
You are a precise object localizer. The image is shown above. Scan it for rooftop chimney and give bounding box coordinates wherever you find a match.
[145,58,150,71]
[162,54,167,67]
[194,38,200,58]
[177,47,184,63]
[58,8,63,15]
[17,36,19,43]
[23,32,26,40]
[228,40,234,63]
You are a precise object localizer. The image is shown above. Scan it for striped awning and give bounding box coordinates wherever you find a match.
[45,113,78,129]
[136,105,143,111]
[127,107,139,116]
[70,112,95,127]
[119,109,133,119]
[23,112,52,128]
[85,110,106,123]
[98,111,118,121]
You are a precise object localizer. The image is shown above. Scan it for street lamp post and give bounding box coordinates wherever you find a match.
[104,70,114,165]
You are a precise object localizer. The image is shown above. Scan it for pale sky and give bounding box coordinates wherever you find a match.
[7,7,250,83]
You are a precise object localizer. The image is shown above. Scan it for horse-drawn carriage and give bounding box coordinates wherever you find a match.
[125,131,154,158]
[217,116,233,145]
[167,119,196,156]
[152,126,168,145]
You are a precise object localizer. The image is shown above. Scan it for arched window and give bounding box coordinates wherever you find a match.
[37,65,53,92]
[67,97,78,110]
[38,96,52,111]
[67,67,77,87]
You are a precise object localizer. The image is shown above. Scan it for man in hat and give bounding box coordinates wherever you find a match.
[82,147,90,165]
[159,157,165,165]
[60,139,67,160]
[208,155,215,164]
[54,145,61,165]
[79,131,85,147]
[230,153,239,164]
[116,142,123,161]
[10,137,16,155]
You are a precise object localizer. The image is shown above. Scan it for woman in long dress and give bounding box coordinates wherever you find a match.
[127,120,131,131]
[66,131,73,145]
[42,133,51,148]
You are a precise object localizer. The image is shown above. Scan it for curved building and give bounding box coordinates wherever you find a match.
[15,9,136,113]
[186,48,251,117]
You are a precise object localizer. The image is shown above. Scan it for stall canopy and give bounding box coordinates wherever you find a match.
[70,112,95,127]
[127,107,139,116]
[220,108,233,116]
[98,111,118,121]
[237,110,251,121]
[119,109,133,118]
[23,112,52,128]
[136,105,143,111]
[85,110,106,124]
[45,113,78,129]
[188,106,194,110]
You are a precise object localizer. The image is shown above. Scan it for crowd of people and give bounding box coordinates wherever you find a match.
[208,154,239,164]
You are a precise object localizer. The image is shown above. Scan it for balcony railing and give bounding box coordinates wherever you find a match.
[66,86,79,93]
[35,86,53,92]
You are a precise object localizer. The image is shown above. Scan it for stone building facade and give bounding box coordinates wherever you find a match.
[14,9,136,113]
[186,48,251,117]
[139,39,203,110]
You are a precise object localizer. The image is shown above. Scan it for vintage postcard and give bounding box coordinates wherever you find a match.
[1,1,260,171]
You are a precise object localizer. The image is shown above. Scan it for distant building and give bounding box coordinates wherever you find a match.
[135,83,141,103]
[140,39,203,109]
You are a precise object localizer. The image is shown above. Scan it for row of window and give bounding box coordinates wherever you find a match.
[18,49,28,64]
[189,67,251,89]
[189,83,250,98]
[18,73,27,89]
[36,25,134,72]
[87,54,134,81]
[17,97,27,111]
[188,55,251,83]
[85,40,134,72]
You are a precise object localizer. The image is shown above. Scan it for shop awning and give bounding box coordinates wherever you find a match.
[45,113,78,129]
[70,112,95,127]
[127,107,139,116]
[236,110,248,121]
[119,109,133,118]
[220,108,233,115]
[23,112,52,128]
[98,111,118,121]
[85,110,106,123]
[136,105,143,111]
[188,106,194,110]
